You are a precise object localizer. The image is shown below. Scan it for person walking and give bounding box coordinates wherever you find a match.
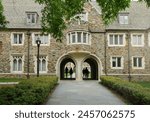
[82,68,85,78]
[65,67,68,78]
[85,67,89,78]
[69,68,73,78]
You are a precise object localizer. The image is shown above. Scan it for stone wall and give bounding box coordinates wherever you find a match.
[0,2,150,81]
[106,30,150,76]
[0,2,105,78]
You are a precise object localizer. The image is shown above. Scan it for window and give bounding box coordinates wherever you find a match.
[119,14,129,24]
[132,57,144,69]
[11,33,24,45]
[73,12,88,23]
[131,34,144,47]
[26,12,38,24]
[108,34,125,46]
[67,31,91,45]
[11,56,23,73]
[79,12,88,22]
[35,56,48,73]
[32,33,50,46]
[111,57,123,69]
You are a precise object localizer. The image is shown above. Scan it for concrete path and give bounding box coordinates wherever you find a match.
[46,81,126,105]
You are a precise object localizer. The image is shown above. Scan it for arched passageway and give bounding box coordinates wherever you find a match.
[82,58,98,80]
[60,58,76,80]
[57,52,101,81]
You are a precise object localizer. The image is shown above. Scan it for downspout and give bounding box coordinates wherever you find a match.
[127,31,131,82]
[104,32,107,76]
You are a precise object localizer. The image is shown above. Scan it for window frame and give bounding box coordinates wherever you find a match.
[131,33,144,47]
[34,55,48,74]
[32,33,51,46]
[26,12,38,25]
[11,32,25,46]
[73,12,88,23]
[132,56,145,69]
[107,33,126,47]
[119,13,129,25]
[10,55,24,73]
[110,56,124,69]
[79,12,88,22]
[67,31,91,45]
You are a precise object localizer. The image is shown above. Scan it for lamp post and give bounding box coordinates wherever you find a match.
[36,37,41,77]
[26,31,31,79]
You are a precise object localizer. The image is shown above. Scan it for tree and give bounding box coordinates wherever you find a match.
[0,0,150,38]
[35,0,150,39]
[0,0,7,28]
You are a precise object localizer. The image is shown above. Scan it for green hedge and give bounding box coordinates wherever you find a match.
[100,76,150,105]
[0,76,58,105]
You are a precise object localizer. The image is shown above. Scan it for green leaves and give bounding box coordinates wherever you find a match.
[35,0,150,39]
[101,76,150,105]
[0,76,58,105]
[35,0,85,39]
[1,0,150,38]
[0,0,7,28]
[139,0,150,7]
[97,0,131,24]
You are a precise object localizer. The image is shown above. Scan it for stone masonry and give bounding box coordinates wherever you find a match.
[0,0,150,81]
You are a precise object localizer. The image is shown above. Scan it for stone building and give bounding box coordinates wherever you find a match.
[0,0,150,81]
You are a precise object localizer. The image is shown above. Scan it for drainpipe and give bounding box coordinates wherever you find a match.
[26,31,31,79]
[104,32,107,76]
[127,31,131,82]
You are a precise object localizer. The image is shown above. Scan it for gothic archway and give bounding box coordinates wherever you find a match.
[60,57,76,80]
[82,58,98,80]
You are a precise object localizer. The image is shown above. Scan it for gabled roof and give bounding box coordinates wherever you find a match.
[2,0,150,30]
[106,1,150,30]
[3,0,42,29]
[89,1,102,14]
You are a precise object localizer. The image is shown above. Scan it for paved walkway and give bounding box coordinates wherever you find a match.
[46,81,126,105]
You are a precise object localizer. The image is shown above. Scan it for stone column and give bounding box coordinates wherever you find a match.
[76,60,82,81]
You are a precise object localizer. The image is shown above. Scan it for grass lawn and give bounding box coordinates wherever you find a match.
[0,78,26,82]
[135,82,150,89]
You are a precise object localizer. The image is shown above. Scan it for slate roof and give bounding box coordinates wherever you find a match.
[106,1,150,30]
[2,0,150,30]
[3,0,42,29]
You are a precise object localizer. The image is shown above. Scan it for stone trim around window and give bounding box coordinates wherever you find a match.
[110,56,124,69]
[118,13,129,25]
[26,12,38,25]
[32,33,51,46]
[67,31,91,45]
[10,55,24,74]
[34,55,48,74]
[10,32,25,46]
[107,33,126,47]
[132,56,145,69]
[131,33,144,47]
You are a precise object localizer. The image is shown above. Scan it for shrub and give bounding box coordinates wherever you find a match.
[100,76,150,105]
[0,76,58,105]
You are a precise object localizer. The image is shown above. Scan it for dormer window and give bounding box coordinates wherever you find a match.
[73,12,88,23]
[79,12,88,22]
[26,12,38,24]
[119,13,129,25]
